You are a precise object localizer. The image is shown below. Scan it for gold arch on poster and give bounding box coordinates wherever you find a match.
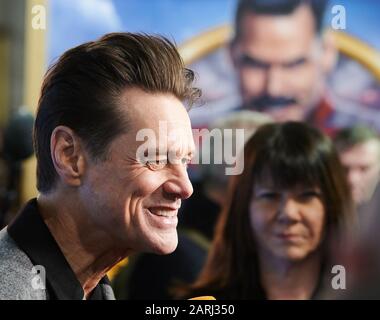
[178,25,380,82]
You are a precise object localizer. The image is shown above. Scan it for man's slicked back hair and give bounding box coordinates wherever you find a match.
[34,32,200,193]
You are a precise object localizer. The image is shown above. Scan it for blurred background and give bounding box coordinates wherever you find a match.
[0,0,380,299]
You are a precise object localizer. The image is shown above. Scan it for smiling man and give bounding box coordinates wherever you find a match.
[0,33,199,299]
[334,126,380,230]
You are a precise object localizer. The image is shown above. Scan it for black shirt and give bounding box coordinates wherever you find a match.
[7,198,113,300]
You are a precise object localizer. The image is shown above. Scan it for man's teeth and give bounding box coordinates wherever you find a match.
[150,209,176,217]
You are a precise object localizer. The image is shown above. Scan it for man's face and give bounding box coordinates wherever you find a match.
[339,140,380,205]
[232,5,332,122]
[79,87,195,255]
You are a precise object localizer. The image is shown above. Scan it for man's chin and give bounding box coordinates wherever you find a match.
[155,245,178,256]
[150,234,178,255]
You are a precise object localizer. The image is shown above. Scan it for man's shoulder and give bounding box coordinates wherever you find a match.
[0,227,47,300]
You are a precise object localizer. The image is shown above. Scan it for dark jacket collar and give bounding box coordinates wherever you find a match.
[8,198,111,300]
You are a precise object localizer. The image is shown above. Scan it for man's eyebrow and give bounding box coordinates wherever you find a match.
[239,54,308,69]
[282,57,308,68]
[239,54,270,69]
[143,148,194,158]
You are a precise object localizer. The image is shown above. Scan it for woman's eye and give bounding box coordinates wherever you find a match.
[258,192,278,200]
[298,191,320,201]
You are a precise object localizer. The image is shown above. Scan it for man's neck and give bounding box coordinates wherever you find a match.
[37,193,130,298]
[259,251,322,300]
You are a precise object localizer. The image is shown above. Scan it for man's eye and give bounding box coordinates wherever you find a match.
[146,159,167,170]
[360,166,370,173]
[284,58,307,69]
[181,158,191,167]
[239,56,268,69]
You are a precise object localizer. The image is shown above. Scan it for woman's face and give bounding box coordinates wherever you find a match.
[249,180,326,262]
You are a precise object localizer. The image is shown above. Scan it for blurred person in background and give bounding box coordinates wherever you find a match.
[177,122,354,299]
[231,0,337,132]
[322,188,380,300]
[334,126,380,229]
[339,185,380,299]
[112,110,272,299]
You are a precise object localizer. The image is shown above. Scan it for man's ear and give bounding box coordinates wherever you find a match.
[50,126,86,187]
[321,30,338,74]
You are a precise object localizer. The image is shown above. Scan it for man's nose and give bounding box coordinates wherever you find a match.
[163,165,193,200]
[266,66,285,97]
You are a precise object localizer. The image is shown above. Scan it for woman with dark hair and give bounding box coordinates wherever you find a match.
[178,122,355,299]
